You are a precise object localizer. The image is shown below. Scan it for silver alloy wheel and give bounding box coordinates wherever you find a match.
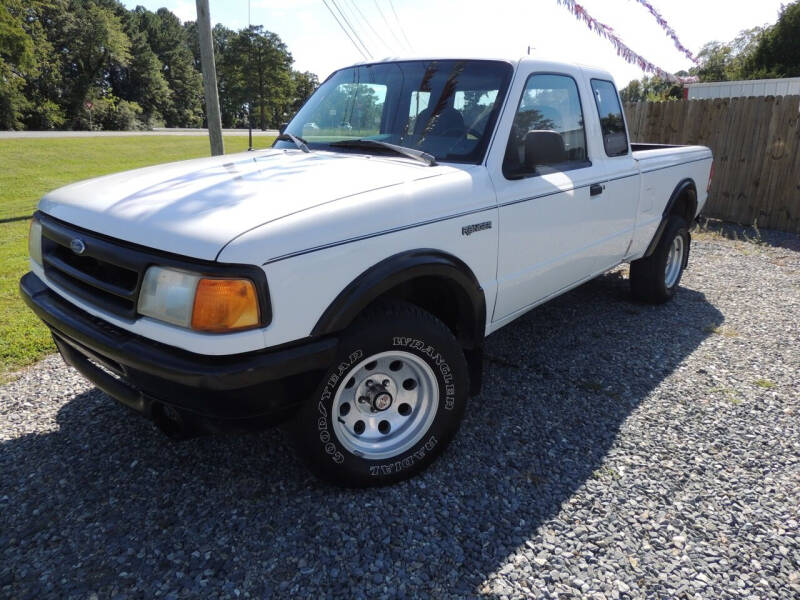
[664,234,685,288]
[331,350,439,460]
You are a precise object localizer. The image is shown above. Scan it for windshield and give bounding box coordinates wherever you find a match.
[276,60,513,164]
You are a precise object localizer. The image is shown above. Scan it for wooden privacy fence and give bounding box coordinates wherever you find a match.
[623,96,800,233]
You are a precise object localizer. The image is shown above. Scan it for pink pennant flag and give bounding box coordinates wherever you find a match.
[555,0,684,82]
[633,0,698,63]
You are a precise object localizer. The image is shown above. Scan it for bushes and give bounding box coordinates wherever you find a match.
[77,96,145,131]
[0,66,28,129]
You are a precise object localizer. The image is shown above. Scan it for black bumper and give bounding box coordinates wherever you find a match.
[20,272,337,428]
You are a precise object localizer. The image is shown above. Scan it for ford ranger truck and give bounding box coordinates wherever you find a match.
[21,58,713,486]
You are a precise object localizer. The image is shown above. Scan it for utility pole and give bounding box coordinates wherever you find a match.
[195,0,224,156]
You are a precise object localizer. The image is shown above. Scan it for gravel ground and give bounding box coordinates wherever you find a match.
[1,231,798,599]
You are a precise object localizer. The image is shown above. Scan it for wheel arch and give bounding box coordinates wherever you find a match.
[644,178,697,258]
[311,249,487,352]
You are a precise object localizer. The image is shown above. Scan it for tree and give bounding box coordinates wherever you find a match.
[290,70,319,116]
[622,18,779,99]
[191,23,250,127]
[619,79,643,103]
[229,26,294,129]
[213,25,245,127]
[0,1,316,131]
[621,18,776,100]
[217,26,294,129]
[111,7,172,127]
[139,8,203,127]
[18,1,68,129]
[692,27,766,82]
[743,1,800,78]
[0,0,35,128]
[57,1,132,126]
[188,22,306,129]
[695,41,734,82]
[620,76,681,102]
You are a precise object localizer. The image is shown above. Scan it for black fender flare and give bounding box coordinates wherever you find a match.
[643,178,697,258]
[311,249,486,350]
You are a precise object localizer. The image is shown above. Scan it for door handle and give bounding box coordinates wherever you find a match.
[590,183,605,197]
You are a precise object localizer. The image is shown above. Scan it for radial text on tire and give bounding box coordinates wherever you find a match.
[293,300,470,487]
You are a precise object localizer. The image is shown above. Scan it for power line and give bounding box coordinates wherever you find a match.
[373,0,407,55]
[346,0,394,55]
[330,0,373,58]
[388,0,413,53]
[321,0,369,60]
[338,0,382,56]
[331,0,373,58]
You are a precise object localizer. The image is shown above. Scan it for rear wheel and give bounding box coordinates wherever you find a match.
[630,215,689,303]
[293,300,469,487]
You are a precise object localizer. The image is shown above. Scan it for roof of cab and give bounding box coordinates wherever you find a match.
[338,55,618,85]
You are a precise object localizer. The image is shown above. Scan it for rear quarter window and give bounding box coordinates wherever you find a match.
[590,79,629,157]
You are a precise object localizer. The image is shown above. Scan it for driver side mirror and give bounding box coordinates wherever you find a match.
[279,122,288,134]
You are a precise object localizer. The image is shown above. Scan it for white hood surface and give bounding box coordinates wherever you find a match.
[39,149,442,261]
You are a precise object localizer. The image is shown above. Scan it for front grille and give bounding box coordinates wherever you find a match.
[40,215,145,319]
[50,244,139,290]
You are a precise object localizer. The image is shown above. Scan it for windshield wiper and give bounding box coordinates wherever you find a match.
[276,133,311,153]
[328,139,436,166]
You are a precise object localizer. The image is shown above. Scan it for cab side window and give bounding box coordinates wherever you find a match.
[503,74,590,180]
[590,79,628,156]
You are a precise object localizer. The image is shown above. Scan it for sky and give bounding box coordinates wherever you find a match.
[122,0,788,86]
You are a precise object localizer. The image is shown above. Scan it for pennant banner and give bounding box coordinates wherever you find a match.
[634,0,698,64]
[555,0,683,83]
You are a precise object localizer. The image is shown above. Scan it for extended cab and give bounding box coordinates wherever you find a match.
[21,58,713,486]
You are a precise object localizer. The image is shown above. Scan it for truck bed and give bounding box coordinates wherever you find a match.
[630,143,683,152]
[631,142,712,168]
[623,142,714,261]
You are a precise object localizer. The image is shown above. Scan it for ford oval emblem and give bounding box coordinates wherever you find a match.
[69,238,86,255]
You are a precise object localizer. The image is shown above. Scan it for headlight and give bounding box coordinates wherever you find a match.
[138,267,200,328]
[29,218,43,266]
[137,266,260,332]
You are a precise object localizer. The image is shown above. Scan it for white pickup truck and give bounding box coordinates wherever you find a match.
[22,57,713,486]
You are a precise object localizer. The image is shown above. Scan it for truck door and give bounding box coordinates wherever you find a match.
[489,71,610,322]
[587,78,638,271]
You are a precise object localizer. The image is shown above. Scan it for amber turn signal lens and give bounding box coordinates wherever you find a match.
[191,278,260,332]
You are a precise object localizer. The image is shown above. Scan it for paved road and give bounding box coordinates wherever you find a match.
[1,231,799,598]
[0,128,279,139]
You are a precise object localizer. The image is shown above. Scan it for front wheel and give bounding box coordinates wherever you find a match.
[630,215,690,303]
[293,301,469,487]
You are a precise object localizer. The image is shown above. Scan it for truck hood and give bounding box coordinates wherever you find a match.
[39,149,444,261]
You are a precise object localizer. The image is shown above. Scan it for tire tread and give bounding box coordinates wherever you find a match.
[293,299,469,487]
[630,215,689,304]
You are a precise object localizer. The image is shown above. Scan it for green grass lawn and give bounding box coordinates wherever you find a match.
[0,135,274,381]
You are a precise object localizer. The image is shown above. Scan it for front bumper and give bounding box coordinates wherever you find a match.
[20,272,337,430]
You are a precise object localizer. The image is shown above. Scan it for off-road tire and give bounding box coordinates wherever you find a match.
[293,300,469,487]
[630,215,690,304]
